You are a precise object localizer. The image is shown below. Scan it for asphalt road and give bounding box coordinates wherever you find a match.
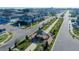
[52,10,79,51]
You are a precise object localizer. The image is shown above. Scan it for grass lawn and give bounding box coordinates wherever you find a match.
[14,39,32,51]
[34,43,44,51]
[4,33,12,43]
[43,25,49,30]
[49,18,63,50]
[0,32,12,43]
[50,18,63,35]
[0,33,8,43]
[43,18,56,30]
[73,28,79,36]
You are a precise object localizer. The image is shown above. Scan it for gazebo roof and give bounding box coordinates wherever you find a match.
[36,30,49,40]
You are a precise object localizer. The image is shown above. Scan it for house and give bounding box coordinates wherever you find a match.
[10,18,19,23]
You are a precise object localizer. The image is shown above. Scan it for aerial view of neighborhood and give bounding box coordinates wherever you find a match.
[0,8,79,51]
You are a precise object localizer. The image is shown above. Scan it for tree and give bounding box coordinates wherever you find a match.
[9,47,12,51]
[39,27,42,30]
[14,40,18,47]
[25,35,29,40]
[43,41,49,51]
[53,29,56,32]
[53,30,56,35]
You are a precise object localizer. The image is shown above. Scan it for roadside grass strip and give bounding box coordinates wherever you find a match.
[11,34,33,51]
[49,18,64,50]
[0,34,8,43]
[0,32,12,44]
[15,39,31,51]
[73,28,79,36]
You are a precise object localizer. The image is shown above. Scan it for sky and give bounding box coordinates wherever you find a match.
[0,0,79,8]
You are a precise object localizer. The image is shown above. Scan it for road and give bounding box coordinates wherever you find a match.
[52,10,79,51]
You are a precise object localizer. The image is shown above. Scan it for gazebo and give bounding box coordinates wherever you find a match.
[36,30,49,41]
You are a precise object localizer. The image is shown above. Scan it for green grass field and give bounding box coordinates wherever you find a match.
[13,37,32,51]
[73,28,79,36]
[0,33,8,43]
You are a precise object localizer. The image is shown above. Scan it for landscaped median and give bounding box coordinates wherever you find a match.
[13,37,31,51]
[73,28,79,37]
[0,32,12,45]
[34,18,64,51]
[49,18,64,50]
